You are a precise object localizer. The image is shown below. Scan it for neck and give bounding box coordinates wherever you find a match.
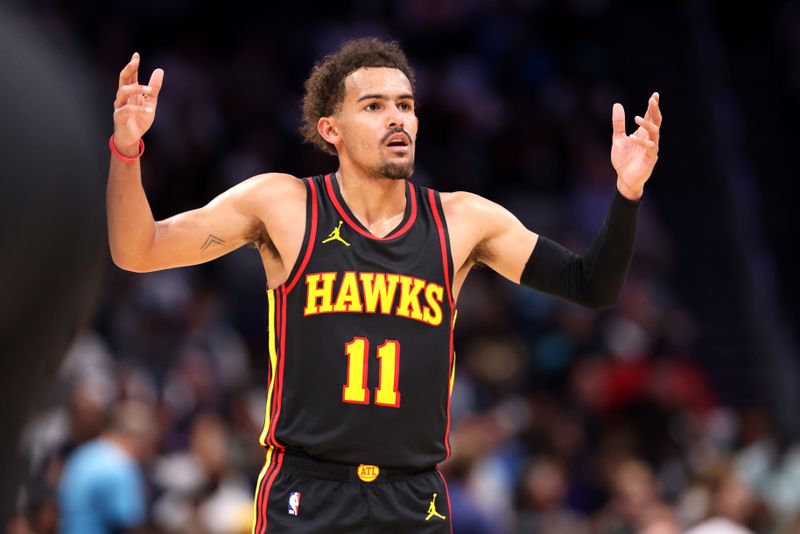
[334,165,407,236]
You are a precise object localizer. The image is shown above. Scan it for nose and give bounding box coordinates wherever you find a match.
[386,103,405,129]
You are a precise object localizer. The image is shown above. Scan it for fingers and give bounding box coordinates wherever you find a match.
[612,103,626,138]
[634,115,659,143]
[118,52,164,92]
[645,92,662,127]
[115,53,164,112]
[118,52,139,88]
[147,68,165,98]
[627,134,658,151]
[114,84,153,108]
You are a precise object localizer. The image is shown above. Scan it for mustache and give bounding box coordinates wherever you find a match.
[381,127,412,146]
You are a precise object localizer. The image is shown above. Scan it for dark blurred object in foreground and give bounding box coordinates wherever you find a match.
[0,6,105,525]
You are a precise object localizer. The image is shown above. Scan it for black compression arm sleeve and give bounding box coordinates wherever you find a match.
[519,190,640,308]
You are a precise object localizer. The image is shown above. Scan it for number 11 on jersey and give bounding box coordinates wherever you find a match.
[342,337,401,408]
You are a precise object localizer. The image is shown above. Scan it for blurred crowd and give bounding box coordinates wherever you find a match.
[8,0,800,533]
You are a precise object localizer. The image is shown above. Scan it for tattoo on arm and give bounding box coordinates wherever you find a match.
[201,234,226,252]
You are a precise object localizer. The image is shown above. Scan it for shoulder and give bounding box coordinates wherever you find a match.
[63,440,125,477]
[235,172,306,201]
[439,190,486,208]
[439,190,507,223]
[224,172,307,215]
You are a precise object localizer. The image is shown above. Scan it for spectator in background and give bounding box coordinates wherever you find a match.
[150,412,253,534]
[58,401,158,534]
[440,416,503,534]
[515,456,589,534]
[592,456,674,534]
[684,461,762,534]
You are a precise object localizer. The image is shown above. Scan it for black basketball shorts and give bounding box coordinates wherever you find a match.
[251,448,453,533]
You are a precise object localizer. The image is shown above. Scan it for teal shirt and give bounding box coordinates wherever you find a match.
[58,439,145,534]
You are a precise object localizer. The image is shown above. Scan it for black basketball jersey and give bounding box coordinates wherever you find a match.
[257,173,456,469]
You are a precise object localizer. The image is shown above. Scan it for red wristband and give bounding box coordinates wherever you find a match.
[109,134,145,163]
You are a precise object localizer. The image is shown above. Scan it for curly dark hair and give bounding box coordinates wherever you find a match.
[301,38,416,155]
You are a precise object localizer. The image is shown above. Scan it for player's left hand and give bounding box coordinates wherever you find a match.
[611,92,661,200]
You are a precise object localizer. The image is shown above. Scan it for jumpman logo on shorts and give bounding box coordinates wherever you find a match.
[322,220,350,247]
[425,493,446,521]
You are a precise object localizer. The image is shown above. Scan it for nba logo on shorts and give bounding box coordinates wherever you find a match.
[288,492,301,516]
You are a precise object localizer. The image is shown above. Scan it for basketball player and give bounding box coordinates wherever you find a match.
[108,39,661,532]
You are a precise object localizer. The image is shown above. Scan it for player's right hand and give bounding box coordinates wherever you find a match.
[113,52,164,154]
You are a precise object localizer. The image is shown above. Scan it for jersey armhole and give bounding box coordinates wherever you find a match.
[281,176,319,294]
[428,189,455,308]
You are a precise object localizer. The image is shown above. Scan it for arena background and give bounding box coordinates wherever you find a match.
[5,0,800,532]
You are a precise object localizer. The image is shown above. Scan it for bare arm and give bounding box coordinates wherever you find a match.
[109,172,276,272]
[470,190,640,308]
[107,53,283,272]
[453,192,539,284]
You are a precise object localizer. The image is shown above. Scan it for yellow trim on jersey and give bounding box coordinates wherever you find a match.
[259,289,280,446]
[449,310,458,395]
[449,351,457,395]
[251,447,275,534]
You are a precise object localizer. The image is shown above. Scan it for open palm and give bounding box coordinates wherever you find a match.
[113,53,164,151]
[610,93,661,199]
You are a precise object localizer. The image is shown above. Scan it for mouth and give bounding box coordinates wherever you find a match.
[384,133,411,154]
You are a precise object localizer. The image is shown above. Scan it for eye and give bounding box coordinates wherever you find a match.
[365,102,380,111]
[398,102,413,112]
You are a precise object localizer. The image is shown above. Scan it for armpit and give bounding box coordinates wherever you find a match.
[467,242,488,270]
[246,219,280,260]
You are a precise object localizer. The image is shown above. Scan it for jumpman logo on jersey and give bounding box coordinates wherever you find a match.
[322,220,351,247]
[425,493,446,521]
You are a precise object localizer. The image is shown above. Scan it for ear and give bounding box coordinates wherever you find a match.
[317,116,340,147]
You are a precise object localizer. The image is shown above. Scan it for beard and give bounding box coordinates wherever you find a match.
[376,127,415,180]
[377,160,414,180]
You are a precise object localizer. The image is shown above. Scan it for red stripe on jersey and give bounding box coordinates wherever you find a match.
[428,189,453,307]
[444,317,455,459]
[436,467,454,534]
[259,450,285,533]
[266,288,284,448]
[267,177,316,447]
[429,189,456,458]
[285,177,319,294]
[254,450,278,534]
[385,181,417,239]
[269,287,289,448]
[324,174,417,240]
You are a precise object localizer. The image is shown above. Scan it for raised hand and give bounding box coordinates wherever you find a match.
[112,52,164,156]
[611,92,661,200]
